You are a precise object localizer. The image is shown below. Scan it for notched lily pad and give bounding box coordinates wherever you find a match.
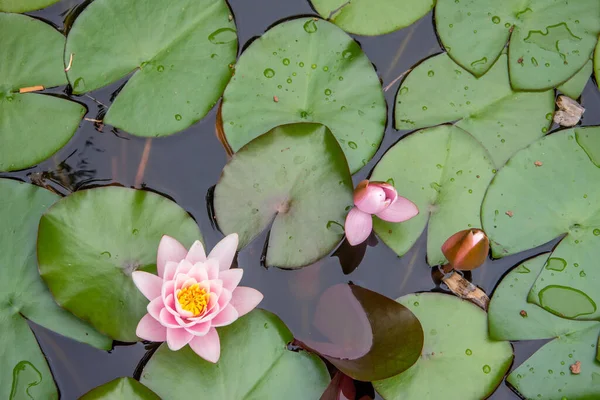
[220,17,386,174]
[37,186,202,341]
[65,0,237,137]
[371,125,494,266]
[79,377,160,399]
[213,123,353,269]
[0,0,59,12]
[558,58,593,99]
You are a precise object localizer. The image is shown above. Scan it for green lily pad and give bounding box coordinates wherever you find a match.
[37,186,202,341]
[396,53,554,167]
[309,0,434,36]
[558,59,593,99]
[595,40,600,90]
[371,125,494,266]
[0,179,112,400]
[489,253,600,399]
[482,126,600,320]
[0,0,59,12]
[435,0,600,90]
[65,0,237,137]
[0,13,85,172]
[220,17,386,174]
[214,123,353,269]
[80,377,160,400]
[141,309,330,399]
[373,293,513,400]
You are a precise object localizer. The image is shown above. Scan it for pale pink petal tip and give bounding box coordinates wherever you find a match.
[230,287,264,317]
[132,271,163,301]
[166,327,193,351]
[345,207,373,246]
[208,233,239,271]
[189,328,221,363]
[354,184,388,214]
[376,196,419,223]
[186,240,207,264]
[157,235,188,278]
[137,314,167,342]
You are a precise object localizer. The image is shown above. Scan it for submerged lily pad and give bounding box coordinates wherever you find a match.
[65,0,237,137]
[309,0,434,36]
[214,123,353,269]
[558,59,593,99]
[141,310,330,399]
[80,377,160,399]
[0,13,85,172]
[0,179,111,400]
[371,125,494,266]
[396,53,554,167]
[0,0,59,12]
[436,0,600,90]
[220,17,386,174]
[482,126,600,320]
[373,293,513,400]
[37,186,202,341]
[489,253,600,399]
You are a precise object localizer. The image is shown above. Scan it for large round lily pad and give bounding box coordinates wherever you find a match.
[373,293,513,400]
[141,309,330,399]
[65,0,237,137]
[309,0,434,36]
[80,377,160,400]
[396,53,554,167]
[214,123,353,269]
[489,253,600,399]
[0,0,59,12]
[220,17,386,174]
[38,186,202,341]
[0,13,85,172]
[436,0,600,90]
[371,125,495,266]
[0,179,111,400]
[482,126,600,320]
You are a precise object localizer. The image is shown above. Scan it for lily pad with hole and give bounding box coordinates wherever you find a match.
[309,0,434,36]
[37,186,202,341]
[482,126,600,320]
[0,179,112,400]
[558,59,593,99]
[141,309,330,399]
[80,377,160,399]
[214,123,353,269]
[488,253,600,399]
[0,13,85,172]
[435,0,600,90]
[65,0,237,137]
[0,0,59,12]
[396,53,554,167]
[220,17,386,174]
[373,293,513,400]
[371,125,494,266]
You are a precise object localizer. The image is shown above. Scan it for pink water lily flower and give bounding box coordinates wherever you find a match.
[132,233,263,363]
[345,180,419,246]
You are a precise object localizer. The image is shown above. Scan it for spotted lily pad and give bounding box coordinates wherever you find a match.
[488,253,600,399]
[396,53,554,167]
[0,179,111,400]
[482,126,600,320]
[0,0,59,12]
[80,377,160,399]
[373,293,513,400]
[220,17,386,174]
[214,123,353,269]
[37,186,202,341]
[141,310,330,399]
[436,0,600,90]
[558,59,593,99]
[65,0,237,137]
[0,13,85,172]
[371,125,494,266]
[309,0,434,36]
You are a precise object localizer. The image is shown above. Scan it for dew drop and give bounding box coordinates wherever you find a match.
[208,28,237,44]
[542,127,548,133]
[348,141,358,149]
[580,270,586,277]
[287,78,292,84]
[483,365,491,374]
[470,57,488,67]
[263,68,275,78]
[210,53,218,59]
[399,87,409,95]
[323,66,329,71]
[422,106,428,110]
[414,301,419,306]
[283,58,290,65]
[593,229,600,236]
[338,76,344,81]
[546,112,553,120]
[100,251,111,258]
[531,57,538,66]
[324,88,332,96]
[157,65,164,72]
[465,349,472,355]
[132,229,139,235]
[492,16,501,24]
[505,22,511,28]
[175,114,182,121]
[303,19,318,33]
[342,50,353,59]
[428,70,435,77]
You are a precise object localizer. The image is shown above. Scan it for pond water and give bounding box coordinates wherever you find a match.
[3,0,600,398]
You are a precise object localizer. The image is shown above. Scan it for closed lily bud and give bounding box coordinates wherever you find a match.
[441,229,489,271]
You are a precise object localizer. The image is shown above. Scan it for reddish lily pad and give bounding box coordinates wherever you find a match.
[79,377,160,399]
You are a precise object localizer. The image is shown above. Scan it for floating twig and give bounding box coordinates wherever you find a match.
[65,53,74,72]
[19,85,44,93]
[134,139,152,188]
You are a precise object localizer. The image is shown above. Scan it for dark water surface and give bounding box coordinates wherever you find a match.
[3,0,600,398]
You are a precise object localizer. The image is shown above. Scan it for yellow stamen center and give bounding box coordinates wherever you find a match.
[177,284,209,316]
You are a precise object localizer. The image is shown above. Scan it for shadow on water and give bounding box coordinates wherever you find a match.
[2,0,598,398]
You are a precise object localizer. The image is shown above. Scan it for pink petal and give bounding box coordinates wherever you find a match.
[157,236,188,278]
[136,314,167,342]
[166,327,193,351]
[209,279,223,298]
[186,240,207,264]
[217,288,232,310]
[159,308,181,328]
[174,296,195,319]
[161,280,175,302]
[354,184,388,214]
[164,293,178,316]
[174,272,192,291]
[204,258,220,280]
[376,196,419,223]
[211,304,239,327]
[147,297,164,320]
[208,233,238,271]
[132,271,163,301]
[189,328,220,363]
[187,264,209,283]
[372,182,398,203]
[219,269,243,292]
[163,261,179,281]
[344,207,373,246]
[230,287,263,317]
[175,260,194,278]
[185,321,211,336]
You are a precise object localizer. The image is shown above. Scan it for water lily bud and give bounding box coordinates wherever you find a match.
[353,180,389,214]
[441,229,489,271]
